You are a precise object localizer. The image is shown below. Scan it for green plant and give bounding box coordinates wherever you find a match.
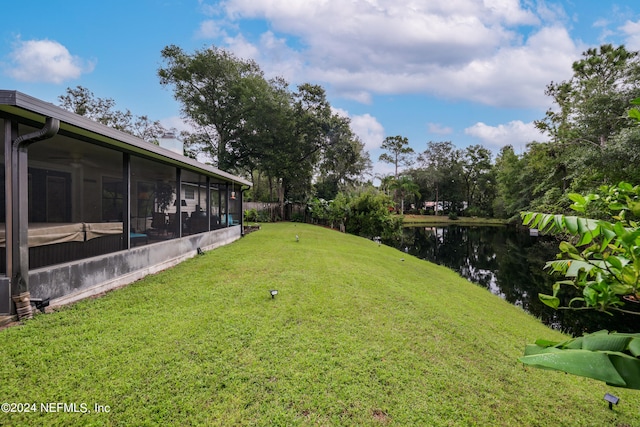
[329,189,402,239]
[519,181,640,389]
[244,208,259,222]
[290,212,304,222]
[307,197,330,223]
[520,330,640,390]
[257,210,272,222]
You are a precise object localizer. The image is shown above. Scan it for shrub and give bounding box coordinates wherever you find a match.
[244,208,259,222]
[329,189,402,240]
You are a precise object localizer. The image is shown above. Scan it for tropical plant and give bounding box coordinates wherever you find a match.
[520,92,640,384]
[389,175,421,214]
[519,181,640,388]
[520,330,640,390]
[522,182,640,315]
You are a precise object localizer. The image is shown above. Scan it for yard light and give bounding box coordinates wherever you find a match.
[270,290,278,299]
[604,393,619,410]
[30,298,50,313]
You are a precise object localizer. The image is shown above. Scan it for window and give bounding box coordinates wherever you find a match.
[102,178,123,221]
[184,187,195,200]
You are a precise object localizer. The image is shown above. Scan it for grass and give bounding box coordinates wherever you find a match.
[403,214,508,226]
[0,222,638,426]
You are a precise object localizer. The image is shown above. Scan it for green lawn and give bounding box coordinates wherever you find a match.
[0,222,638,426]
[403,214,508,226]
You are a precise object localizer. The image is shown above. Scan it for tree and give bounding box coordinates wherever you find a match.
[58,86,167,143]
[532,44,640,207]
[315,115,371,199]
[378,135,414,178]
[158,44,269,170]
[537,44,640,149]
[417,141,464,214]
[460,144,494,215]
[159,45,371,217]
[494,146,525,218]
[389,176,420,214]
[376,174,395,196]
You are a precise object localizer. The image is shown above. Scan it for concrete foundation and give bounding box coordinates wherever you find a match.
[27,226,242,309]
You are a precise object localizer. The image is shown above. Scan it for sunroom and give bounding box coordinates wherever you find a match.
[1,90,251,319]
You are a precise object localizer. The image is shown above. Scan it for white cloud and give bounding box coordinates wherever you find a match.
[370,161,396,183]
[464,120,548,150]
[222,33,261,62]
[5,38,94,84]
[331,107,385,152]
[428,122,453,135]
[621,20,640,51]
[204,0,577,109]
[426,26,578,108]
[350,113,385,151]
[196,20,227,39]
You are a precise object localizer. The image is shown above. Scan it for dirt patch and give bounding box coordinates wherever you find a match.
[372,409,391,424]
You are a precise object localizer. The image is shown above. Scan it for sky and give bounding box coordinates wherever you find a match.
[2,0,640,179]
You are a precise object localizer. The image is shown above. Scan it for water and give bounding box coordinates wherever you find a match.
[389,225,639,336]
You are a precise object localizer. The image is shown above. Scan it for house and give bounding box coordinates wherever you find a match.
[1,90,251,319]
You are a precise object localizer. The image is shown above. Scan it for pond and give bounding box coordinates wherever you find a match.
[389,225,639,336]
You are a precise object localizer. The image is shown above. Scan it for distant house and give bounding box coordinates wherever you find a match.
[1,90,251,319]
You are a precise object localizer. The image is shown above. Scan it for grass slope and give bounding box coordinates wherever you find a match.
[0,223,637,426]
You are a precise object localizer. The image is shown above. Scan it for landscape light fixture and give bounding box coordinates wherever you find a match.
[604,393,619,410]
[197,247,204,255]
[30,297,50,313]
[270,290,278,299]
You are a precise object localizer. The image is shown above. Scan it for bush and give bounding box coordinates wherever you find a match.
[244,208,259,222]
[329,189,402,240]
[257,210,272,222]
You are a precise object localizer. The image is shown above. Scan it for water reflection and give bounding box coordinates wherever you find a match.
[390,225,639,336]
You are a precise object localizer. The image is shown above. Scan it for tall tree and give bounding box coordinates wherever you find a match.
[534,44,640,199]
[316,115,371,199]
[418,141,463,214]
[536,44,640,149]
[389,175,420,214]
[58,86,166,143]
[460,144,493,214]
[159,45,371,217]
[158,44,269,170]
[378,135,414,178]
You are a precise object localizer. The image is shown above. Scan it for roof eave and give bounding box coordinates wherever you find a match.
[0,90,252,187]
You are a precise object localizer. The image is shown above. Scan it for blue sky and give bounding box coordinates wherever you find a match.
[2,0,640,178]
